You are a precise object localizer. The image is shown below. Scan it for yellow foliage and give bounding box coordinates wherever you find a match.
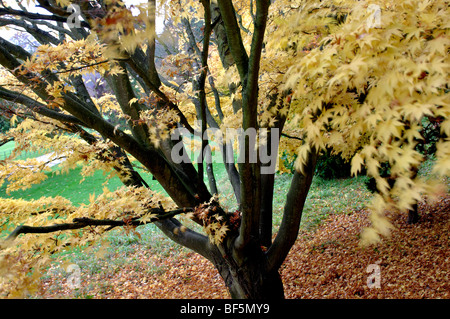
[273,0,449,244]
[1,0,449,296]
[0,185,172,297]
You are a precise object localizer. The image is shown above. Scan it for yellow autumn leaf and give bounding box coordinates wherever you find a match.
[350,153,364,176]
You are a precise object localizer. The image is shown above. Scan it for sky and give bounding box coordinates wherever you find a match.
[0,0,166,40]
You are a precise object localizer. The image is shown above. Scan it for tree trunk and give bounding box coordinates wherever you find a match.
[407,203,419,224]
[223,268,284,299]
[212,253,285,299]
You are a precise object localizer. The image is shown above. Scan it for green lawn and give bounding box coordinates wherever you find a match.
[0,141,15,159]
[0,162,166,206]
[0,141,45,161]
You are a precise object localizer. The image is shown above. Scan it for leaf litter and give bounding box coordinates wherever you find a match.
[36,195,449,299]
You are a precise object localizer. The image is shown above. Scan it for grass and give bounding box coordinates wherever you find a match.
[0,162,166,206]
[215,164,372,232]
[0,141,45,161]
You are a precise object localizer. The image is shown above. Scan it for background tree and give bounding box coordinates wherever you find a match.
[0,0,448,298]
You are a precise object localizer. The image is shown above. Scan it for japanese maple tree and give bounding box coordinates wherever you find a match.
[0,0,448,298]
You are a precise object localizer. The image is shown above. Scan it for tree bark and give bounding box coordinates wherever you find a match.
[407,203,419,224]
[220,264,284,299]
[267,148,319,272]
[210,245,285,299]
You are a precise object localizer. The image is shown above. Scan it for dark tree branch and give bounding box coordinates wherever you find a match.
[35,0,72,18]
[146,0,162,88]
[266,148,319,273]
[210,1,234,69]
[235,0,271,252]
[0,86,86,126]
[196,0,212,181]
[154,218,213,261]
[216,0,249,80]
[182,16,202,57]
[106,61,151,146]
[235,10,251,35]
[4,207,193,242]
[0,137,13,146]
[249,0,257,24]
[0,6,90,28]
[207,74,225,121]
[55,60,109,74]
[0,36,31,61]
[281,133,303,141]
[259,92,289,248]
[126,52,195,134]
[27,17,72,37]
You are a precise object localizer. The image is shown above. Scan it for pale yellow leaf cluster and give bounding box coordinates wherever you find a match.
[0,185,173,297]
[23,36,111,77]
[277,0,449,244]
[0,250,43,298]
[193,197,230,245]
[93,93,122,114]
[166,0,205,28]
[92,0,156,57]
[1,118,138,191]
[139,107,180,148]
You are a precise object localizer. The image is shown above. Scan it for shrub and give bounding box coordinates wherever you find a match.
[315,149,352,180]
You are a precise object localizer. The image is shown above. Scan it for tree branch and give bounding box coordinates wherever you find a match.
[0,86,85,126]
[106,61,151,146]
[210,1,234,69]
[55,60,109,74]
[146,0,161,88]
[235,0,271,252]
[126,52,195,134]
[0,36,31,61]
[281,132,302,141]
[0,6,90,28]
[155,217,212,260]
[35,0,71,18]
[207,74,225,121]
[0,137,13,146]
[216,0,249,80]
[196,0,212,181]
[266,148,319,272]
[5,208,193,242]
[182,16,202,57]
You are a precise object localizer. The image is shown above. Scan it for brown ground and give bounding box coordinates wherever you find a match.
[38,196,449,299]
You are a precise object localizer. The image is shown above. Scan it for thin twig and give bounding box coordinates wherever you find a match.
[281,133,303,141]
[55,60,109,74]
